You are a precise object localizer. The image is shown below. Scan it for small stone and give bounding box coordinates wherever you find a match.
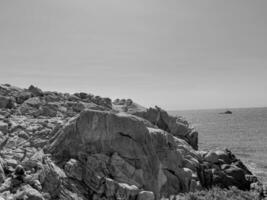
[0,163,5,184]
[5,158,18,168]
[64,159,83,181]
[0,121,8,134]
[18,131,29,139]
[14,165,26,176]
[137,191,155,200]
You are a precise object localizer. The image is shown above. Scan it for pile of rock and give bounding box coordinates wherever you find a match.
[0,84,263,200]
[0,84,112,119]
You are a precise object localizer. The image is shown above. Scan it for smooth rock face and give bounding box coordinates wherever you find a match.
[0,84,259,200]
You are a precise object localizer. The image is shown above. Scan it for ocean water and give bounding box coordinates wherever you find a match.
[169,107,267,183]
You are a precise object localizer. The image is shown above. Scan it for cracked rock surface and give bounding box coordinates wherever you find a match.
[0,84,259,200]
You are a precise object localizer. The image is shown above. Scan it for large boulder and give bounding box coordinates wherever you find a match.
[46,109,201,199]
[39,158,67,199]
[28,85,43,97]
[133,107,198,150]
[212,165,251,190]
[17,97,43,117]
[204,149,235,164]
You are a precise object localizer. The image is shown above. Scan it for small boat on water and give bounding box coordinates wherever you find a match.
[219,110,232,114]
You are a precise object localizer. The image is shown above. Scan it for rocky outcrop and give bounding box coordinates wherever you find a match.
[113,98,146,113]
[132,107,198,150]
[45,109,256,198]
[113,101,198,150]
[0,84,262,200]
[46,109,201,199]
[200,149,254,190]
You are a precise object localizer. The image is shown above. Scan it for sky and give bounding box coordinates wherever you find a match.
[0,0,267,110]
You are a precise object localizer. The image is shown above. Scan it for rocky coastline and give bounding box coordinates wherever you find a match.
[0,84,264,199]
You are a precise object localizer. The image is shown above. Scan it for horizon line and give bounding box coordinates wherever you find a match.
[168,105,267,112]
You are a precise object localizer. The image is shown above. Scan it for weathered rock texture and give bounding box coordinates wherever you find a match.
[47,110,200,199]
[0,84,261,200]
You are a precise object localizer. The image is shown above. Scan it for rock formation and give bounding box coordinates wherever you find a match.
[0,84,262,200]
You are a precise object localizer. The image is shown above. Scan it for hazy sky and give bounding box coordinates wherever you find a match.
[0,0,267,110]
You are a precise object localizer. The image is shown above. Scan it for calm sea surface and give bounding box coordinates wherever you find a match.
[169,107,267,183]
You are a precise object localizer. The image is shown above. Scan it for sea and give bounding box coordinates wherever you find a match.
[169,107,267,183]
